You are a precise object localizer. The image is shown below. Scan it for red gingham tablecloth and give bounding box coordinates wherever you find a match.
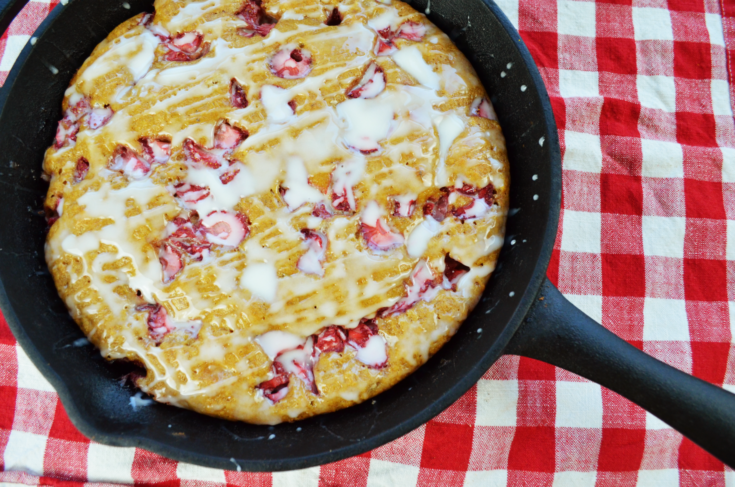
[0,0,734,484]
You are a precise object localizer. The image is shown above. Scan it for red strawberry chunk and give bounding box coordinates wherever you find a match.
[173,182,211,208]
[166,218,212,260]
[183,138,222,169]
[478,183,496,206]
[455,183,477,195]
[54,118,78,149]
[374,39,397,57]
[73,157,89,183]
[297,229,327,276]
[347,319,378,348]
[384,260,441,315]
[258,361,290,402]
[361,219,404,251]
[219,164,242,185]
[170,31,202,53]
[214,121,248,150]
[87,106,114,129]
[470,97,498,121]
[269,47,312,79]
[200,211,250,247]
[423,190,449,221]
[444,255,469,288]
[325,7,342,26]
[236,0,277,37]
[392,195,416,217]
[138,303,175,344]
[312,203,333,218]
[230,78,248,108]
[108,145,151,179]
[347,62,386,99]
[396,21,426,41]
[139,136,171,164]
[67,97,92,121]
[315,326,346,353]
[159,243,183,283]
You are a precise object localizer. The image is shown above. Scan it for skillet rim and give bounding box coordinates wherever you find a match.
[0,0,561,471]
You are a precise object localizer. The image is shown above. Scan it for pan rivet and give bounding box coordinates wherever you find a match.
[539,136,545,147]
[521,85,527,92]
[509,292,515,297]
[477,328,483,333]
[533,194,539,201]
[268,434,276,440]
[500,71,506,78]
[296,427,302,432]
[510,239,516,245]
[532,174,538,181]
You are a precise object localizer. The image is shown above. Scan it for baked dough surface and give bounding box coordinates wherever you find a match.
[43,0,509,424]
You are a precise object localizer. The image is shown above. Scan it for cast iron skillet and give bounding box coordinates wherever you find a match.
[1,0,735,472]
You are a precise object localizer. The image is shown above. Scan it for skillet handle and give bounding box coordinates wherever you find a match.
[506,277,735,468]
[0,0,29,40]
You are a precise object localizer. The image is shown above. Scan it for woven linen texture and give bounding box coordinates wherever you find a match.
[0,0,734,484]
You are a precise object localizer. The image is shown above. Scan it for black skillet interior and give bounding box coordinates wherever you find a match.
[0,0,560,471]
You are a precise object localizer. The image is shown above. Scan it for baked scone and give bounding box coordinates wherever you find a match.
[43,0,509,424]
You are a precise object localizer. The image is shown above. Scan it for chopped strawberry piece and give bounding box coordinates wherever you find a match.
[423,190,449,222]
[219,164,241,185]
[470,97,498,121]
[347,319,378,348]
[213,121,247,150]
[54,118,78,149]
[377,26,395,39]
[455,183,476,195]
[312,203,333,218]
[396,21,426,41]
[236,0,277,37]
[453,198,490,220]
[183,138,222,169]
[200,211,250,247]
[297,229,327,276]
[73,157,89,183]
[269,47,312,79]
[478,183,496,206]
[166,219,212,261]
[384,260,441,315]
[137,303,175,344]
[159,243,183,283]
[325,7,342,26]
[87,106,114,129]
[173,182,211,208]
[67,97,92,121]
[374,39,397,56]
[392,195,416,217]
[361,201,404,251]
[258,361,290,402]
[139,136,171,164]
[170,31,202,53]
[330,161,361,213]
[347,62,386,99]
[444,255,469,288]
[108,145,151,179]
[230,78,248,108]
[139,12,153,26]
[165,43,210,62]
[315,326,346,353]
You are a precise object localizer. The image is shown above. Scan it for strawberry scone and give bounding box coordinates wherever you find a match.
[43,0,509,424]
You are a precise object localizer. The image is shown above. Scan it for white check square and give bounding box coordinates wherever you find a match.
[565,294,602,324]
[643,298,690,341]
[712,80,733,116]
[638,75,677,113]
[560,70,599,98]
[727,220,735,260]
[16,346,55,392]
[177,462,227,483]
[87,443,136,483]
[646,411,671,430]
[564,131,603,173]
[556,382,603,428]
[476,379,519,427]
[705,13,725,46]
[0,35,30,71]
[642,216,686,258]
[465,471,508,487]
[632,7,674,41]
[561,210,601,254]
[494,0,519,29]
[273,467,321,487]
[558,0,596,37]
[366,460,420,487]
[723,147,735,183]
[641,139,684,178]
[553,471,597,487]
[3,430,46,475]
[636,470,679,486]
